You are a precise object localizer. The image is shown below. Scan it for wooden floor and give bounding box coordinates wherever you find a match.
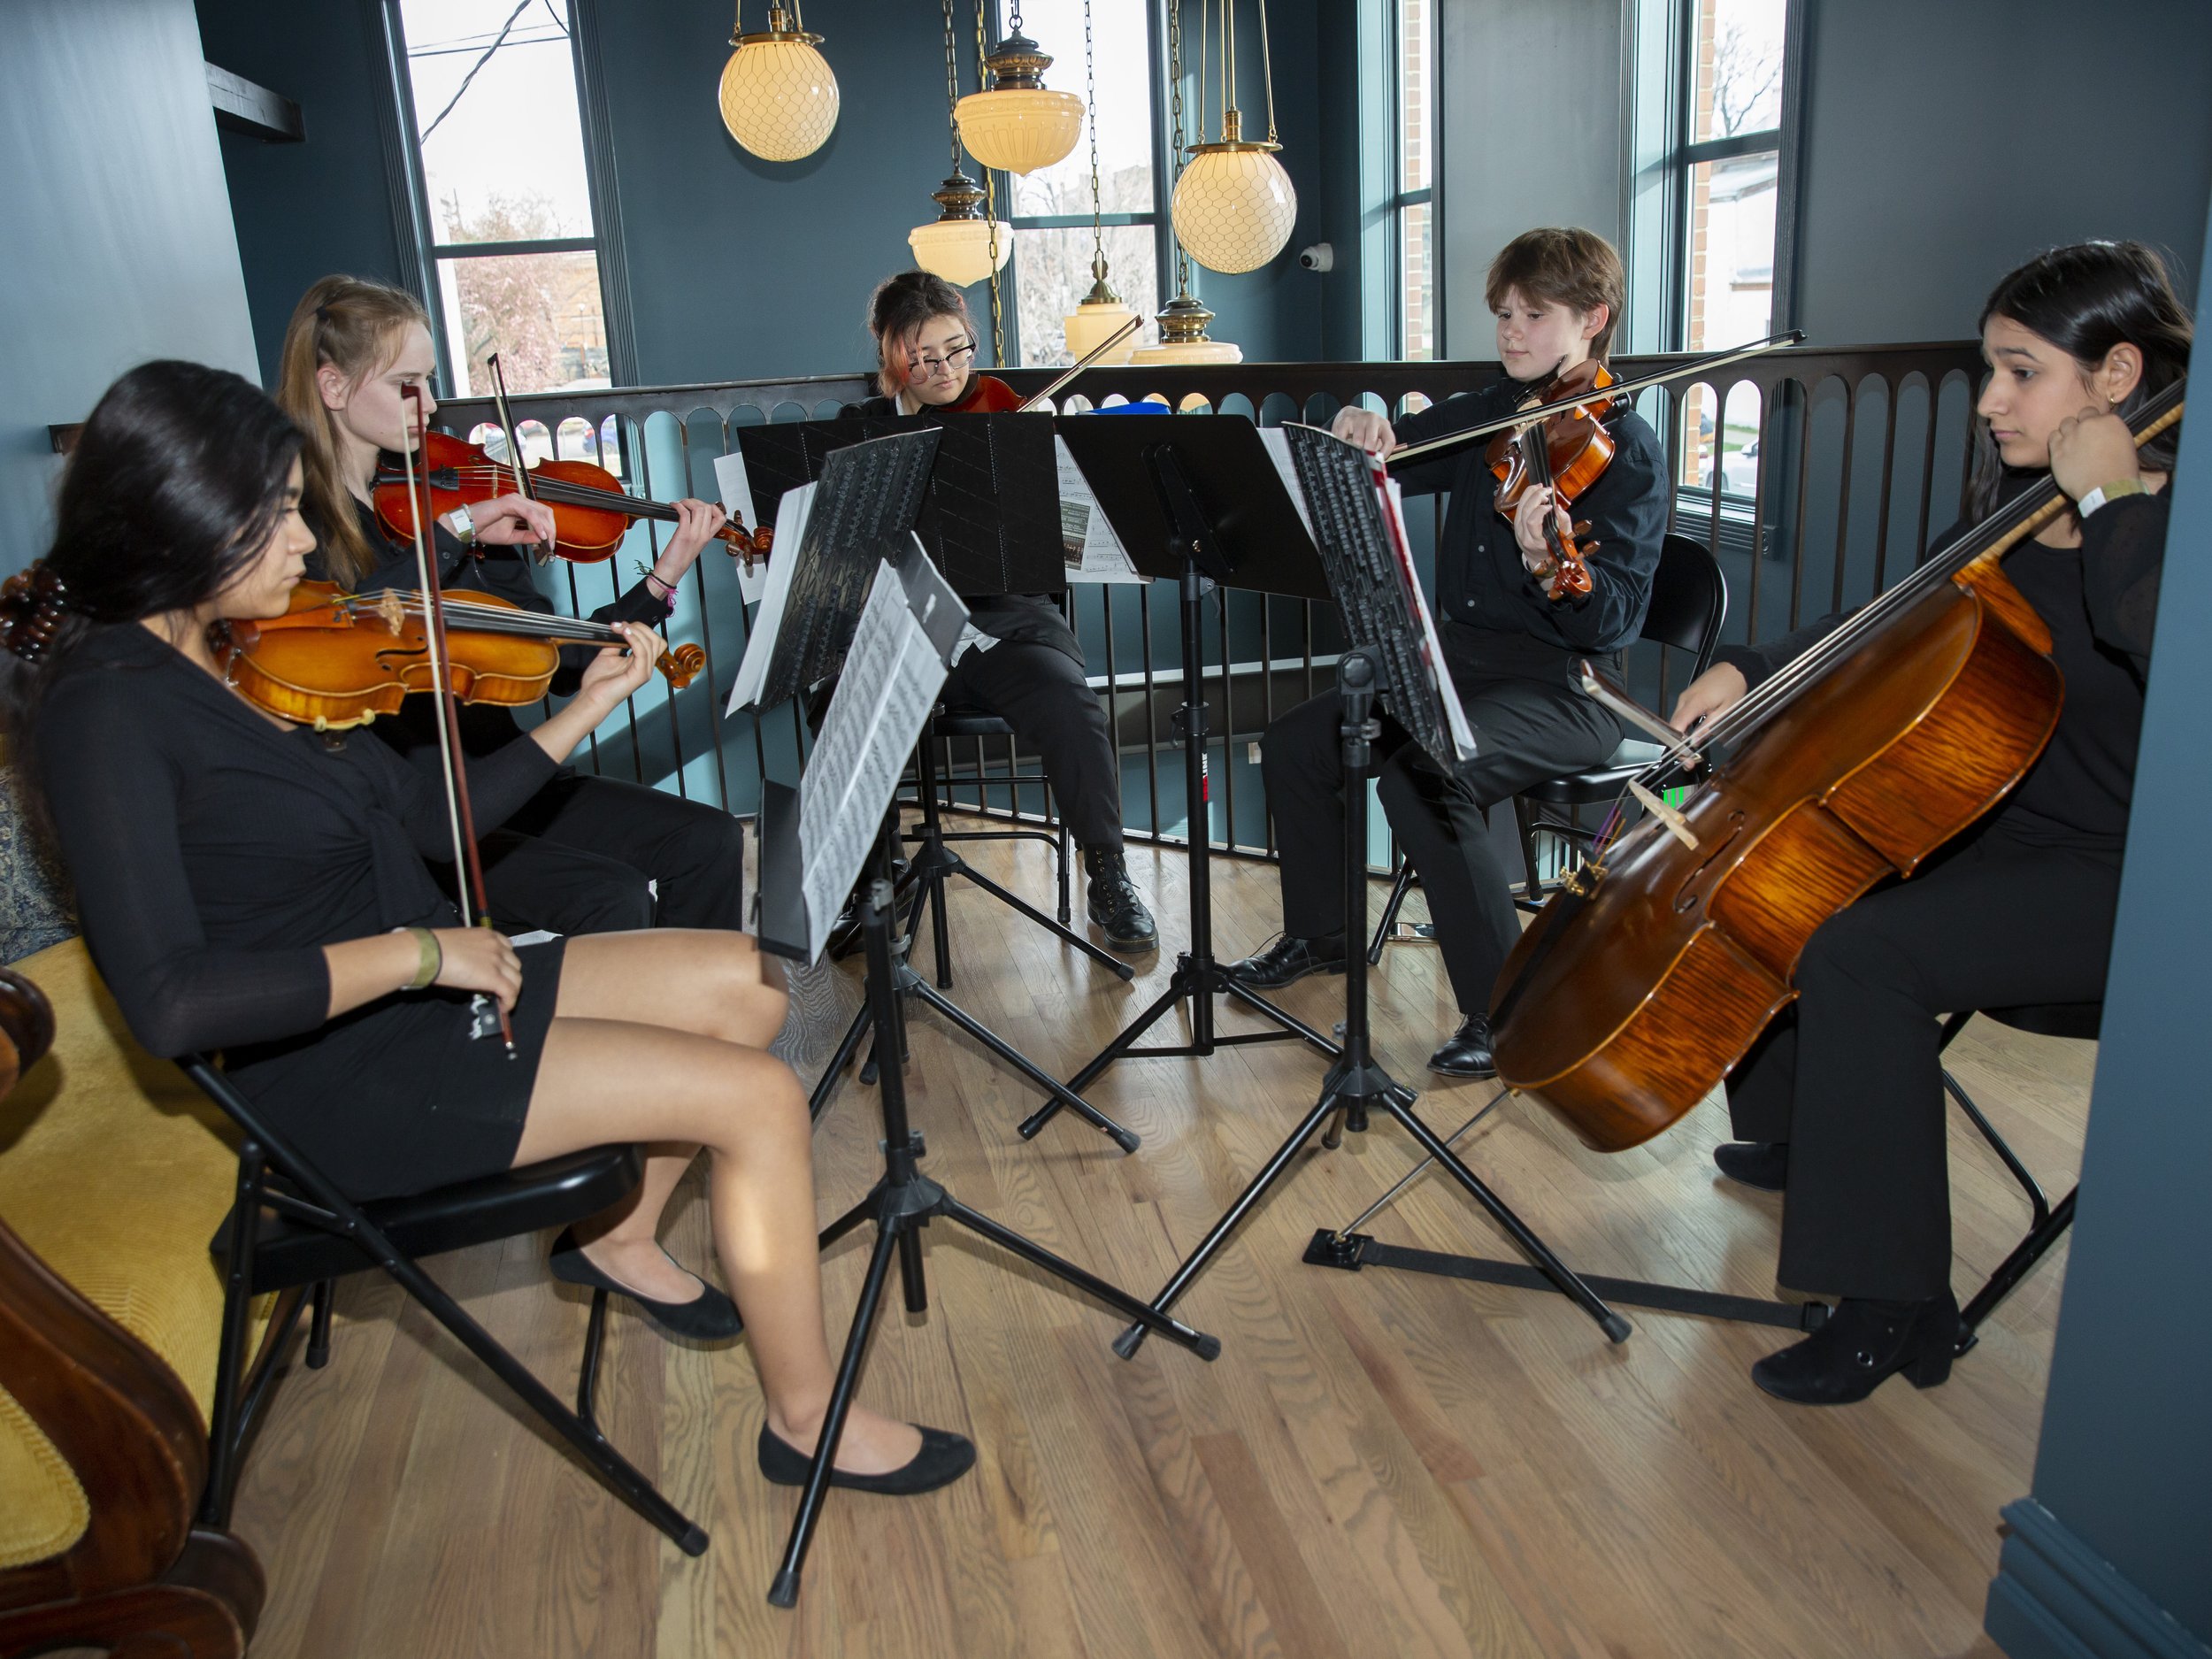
[227,829,2084,1659]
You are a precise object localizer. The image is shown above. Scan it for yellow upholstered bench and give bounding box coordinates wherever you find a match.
[0,935,271,1656]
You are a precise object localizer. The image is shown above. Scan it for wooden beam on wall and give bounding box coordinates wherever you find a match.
[205,63,304,142]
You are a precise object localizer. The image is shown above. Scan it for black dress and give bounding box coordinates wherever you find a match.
[1717,492,2166,1301]
[305,495,748,936]
[38,623,569,1201]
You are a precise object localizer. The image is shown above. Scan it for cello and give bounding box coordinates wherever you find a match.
[1489,380,2185,1152]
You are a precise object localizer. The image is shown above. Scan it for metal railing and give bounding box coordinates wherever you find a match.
[438,342,1986,863]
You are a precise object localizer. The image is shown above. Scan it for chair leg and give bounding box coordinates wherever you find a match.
[1056,805,1073,927]
[1959,1187,2077,1346]
[1512,796,1548,906]
[305,1279,334,1370]
[577,1286,611,1429]
[200,1144,267,1530]
[1939,1015,2053,1227]
[1367,863,1417,965]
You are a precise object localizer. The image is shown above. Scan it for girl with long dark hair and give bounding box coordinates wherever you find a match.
[846,271,1156,952]
[3,360,973,1494]
[1667,240,2189,1403]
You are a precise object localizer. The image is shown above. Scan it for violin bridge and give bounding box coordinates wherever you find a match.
[375,590,405,634]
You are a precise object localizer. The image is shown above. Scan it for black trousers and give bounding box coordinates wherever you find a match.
[1726,819,2122,1302]
[1262,673,1620,1014]
[941,641,1125,849]
[464,772,749,937]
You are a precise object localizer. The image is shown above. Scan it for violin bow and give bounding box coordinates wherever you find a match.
[1385,330,1806,469]
[401,383,516,1056]
[1017,314,1148,413]
[486,353,541,562]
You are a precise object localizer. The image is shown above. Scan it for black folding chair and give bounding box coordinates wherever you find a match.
[185,1056,707,1555]
[1939,1002,2098,1349]
[1369,532,1729,958]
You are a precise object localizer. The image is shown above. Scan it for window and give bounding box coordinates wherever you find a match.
[996,0,1164,366]
[392,0,614,396]
[1392,0,1434,361]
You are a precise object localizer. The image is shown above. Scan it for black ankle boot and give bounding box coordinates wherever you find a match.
[1226,932,1347,988]
[1752,1292,1960,1405]
[1083,846,1157,951]
[1714,1141,1788,1192]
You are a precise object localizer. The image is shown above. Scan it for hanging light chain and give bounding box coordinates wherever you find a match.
[976,0,1003,364]
[1169,0,1191,296]
[942,0,963,173]
[1084,0,1105,279]
[1257,0,1278,143]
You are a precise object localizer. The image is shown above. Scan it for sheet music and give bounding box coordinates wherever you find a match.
[1371,458,1479,762]
[1257,428,1317,541]
[712,450,769,603]
[796,559,955,961]
[725,480,816,714]
[1054,435,1143,582]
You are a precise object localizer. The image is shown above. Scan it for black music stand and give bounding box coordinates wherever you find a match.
[751,555,1219,1605]
[1109,427,1630,1356]
[1019,417,1344,1141]
[732,431,1138,1149]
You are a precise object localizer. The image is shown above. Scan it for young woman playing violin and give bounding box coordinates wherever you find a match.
[276,275,747,941]
[3,361,973,1494]
[1231,227,1670,1077]
[1665,240,2188,1404]
[844,270,1156,952]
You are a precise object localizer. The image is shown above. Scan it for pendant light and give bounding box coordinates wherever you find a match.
[718,2,840,163]
[1133,0,1240,365]
[956,2,1085,176]
[1171,0,1296,274]
[910,0,1011,288]
[1062,0,1140,364]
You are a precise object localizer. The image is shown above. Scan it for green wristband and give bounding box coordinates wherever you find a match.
[404,926,442,991]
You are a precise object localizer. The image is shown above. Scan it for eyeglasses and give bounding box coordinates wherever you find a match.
[906,341,976,380]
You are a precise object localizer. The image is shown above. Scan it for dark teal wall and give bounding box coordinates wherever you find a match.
[1984,196,2212,1659]
[193,0,1354,389]
[196,0,408,386]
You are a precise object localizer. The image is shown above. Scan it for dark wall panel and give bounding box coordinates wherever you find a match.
[2,0,258,575]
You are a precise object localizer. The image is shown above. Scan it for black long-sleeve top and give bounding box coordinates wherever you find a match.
[1389,377,1671,685]
[1711,493,2168,852]
[305,494,670,761]
[35,622,557,1059]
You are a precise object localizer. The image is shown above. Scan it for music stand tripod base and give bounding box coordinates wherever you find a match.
[770,880,1217,1608]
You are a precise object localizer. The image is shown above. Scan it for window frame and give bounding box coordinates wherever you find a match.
[989,0,1173,368]
[373,0,637,394]
[1385,0,1439,363]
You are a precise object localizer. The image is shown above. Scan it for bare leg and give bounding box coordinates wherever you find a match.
[553,931,785,1303]
[513,1014,923,1475]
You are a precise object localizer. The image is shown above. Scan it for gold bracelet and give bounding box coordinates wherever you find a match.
[404,926,442,991]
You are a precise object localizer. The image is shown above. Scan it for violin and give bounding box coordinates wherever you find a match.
[940,373,1025,413]
[218,580,705,731]
[1485,357,1623,602]
[372,430,772,567]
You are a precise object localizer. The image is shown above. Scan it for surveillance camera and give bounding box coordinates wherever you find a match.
[1298,242,1335,273]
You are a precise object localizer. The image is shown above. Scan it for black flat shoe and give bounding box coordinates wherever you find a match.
[1428,1014,1496,1079]
[757,1422,978,1495]
[549,1227,745,1340]
[1083,846,1158,952]
[1752,1292,1960,1405]
[1714,1140,1789,1192]
[1227,933,1347,989]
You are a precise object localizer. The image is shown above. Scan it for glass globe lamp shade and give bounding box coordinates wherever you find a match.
[956,88,1085,175]
[909,218,1014,288]
[1063,271,1140,364]
[718,11,840,163]
[1171,140,1298,275]
[956,33,1084,176]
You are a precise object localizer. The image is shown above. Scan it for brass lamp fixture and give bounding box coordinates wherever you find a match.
[956,3,1086,176]
[1061,0,1139,363]
[1134,0,1240,365]
[1171,0,1296,274]
[718,2,840,163]
[910,0,1011,288]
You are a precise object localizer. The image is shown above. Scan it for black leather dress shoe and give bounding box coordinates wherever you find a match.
[1714,1140,1789,1192]
[1083,846,1158,952]
[549,1227,745,1340]
[1427,1014,1496,1079]
[1226,933,1347,988]
[757,1422,978,1495]
[1752,1292,1960,1405]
